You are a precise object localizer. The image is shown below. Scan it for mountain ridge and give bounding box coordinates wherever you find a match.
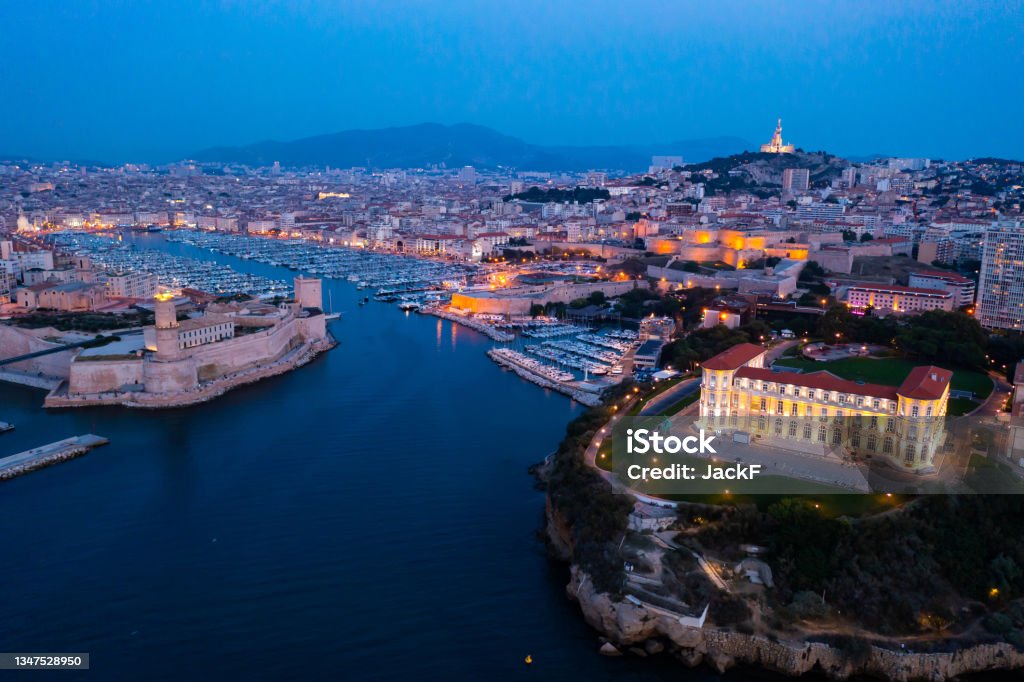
[192,122,751,172]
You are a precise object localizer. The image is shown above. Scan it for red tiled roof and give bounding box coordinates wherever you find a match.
[702,343,765,371]
[847,283,953,296]
[897,366,953,400]
[735,366,900,401]
[911,270,973,284]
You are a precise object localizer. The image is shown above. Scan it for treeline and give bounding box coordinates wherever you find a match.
[503,186,610,204]
[545,383,635,593]
[13,310,152,332]
[687,496,1024,639]
[817,307,1021,374]
[660,320,774,369]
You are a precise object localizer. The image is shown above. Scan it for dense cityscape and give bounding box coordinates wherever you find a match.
[2,119,1024,678]
[3,1,1024,680]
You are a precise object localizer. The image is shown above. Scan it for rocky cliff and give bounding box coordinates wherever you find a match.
[545,498,1024,680]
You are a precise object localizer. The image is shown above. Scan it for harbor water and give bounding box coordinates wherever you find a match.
[0,234,730,681]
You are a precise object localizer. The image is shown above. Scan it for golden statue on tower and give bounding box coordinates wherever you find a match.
[760,118,795,154]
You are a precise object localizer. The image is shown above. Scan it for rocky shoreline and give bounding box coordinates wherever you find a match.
[544,497,1024,681]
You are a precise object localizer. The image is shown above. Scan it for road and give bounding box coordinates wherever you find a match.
[765,339,800,363]
[639,377,700,416]
[637,340,798,417]
[973,372,1012,417]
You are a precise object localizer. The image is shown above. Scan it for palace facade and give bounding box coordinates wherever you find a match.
[699,343,952,473]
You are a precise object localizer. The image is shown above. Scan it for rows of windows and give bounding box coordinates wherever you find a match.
[730,378,896,412]
[707,414,931,465]
[177,323,234,349]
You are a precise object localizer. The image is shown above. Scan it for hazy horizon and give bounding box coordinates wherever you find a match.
[1,0,1021,163]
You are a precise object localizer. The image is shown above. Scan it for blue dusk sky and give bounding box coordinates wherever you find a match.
[0,0,1021,163]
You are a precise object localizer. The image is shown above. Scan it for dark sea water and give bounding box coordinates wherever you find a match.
[0,235,737,681]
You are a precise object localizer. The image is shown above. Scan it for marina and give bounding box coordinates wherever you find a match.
[424,307,515,342]
[0,434,109,481]
[47,232,290,298]
[487,348,602,406]
[27,230,648,409]
[165,230,479,295]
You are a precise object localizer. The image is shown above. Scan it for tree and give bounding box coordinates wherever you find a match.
[816,305,852,341]
[895,310,987,368]
[799,261,827,281]
[529,303,545,318]
[989,335,1024,380]
[859,233,874,242]
[661,320,773,369]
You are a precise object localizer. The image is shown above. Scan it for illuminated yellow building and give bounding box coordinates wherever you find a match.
[699,343,952,472]
[760,118,795,154]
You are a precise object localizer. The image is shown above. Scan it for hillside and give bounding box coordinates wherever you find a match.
[688,150,850,194]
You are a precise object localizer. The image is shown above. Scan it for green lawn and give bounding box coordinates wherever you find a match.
[947,397,980,416]
[772,356,993,399]
[605,446,898,515]
[629,375,688,416]
[594,428,901,517]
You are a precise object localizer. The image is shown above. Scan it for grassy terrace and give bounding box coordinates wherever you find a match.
[627,375,688,415]
[771,355,993,414]
[595,437,896,516]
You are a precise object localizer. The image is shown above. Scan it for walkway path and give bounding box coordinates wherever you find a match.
[639,377,699,416]
[972,371,1011,418]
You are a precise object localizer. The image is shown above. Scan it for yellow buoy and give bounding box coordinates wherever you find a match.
[524,654,533,665]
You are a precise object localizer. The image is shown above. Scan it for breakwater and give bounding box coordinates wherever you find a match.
[424,307,515,342]
[0,434,109,481]
[488,349,602,406]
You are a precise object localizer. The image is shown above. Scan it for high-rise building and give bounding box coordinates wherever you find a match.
[977,221,1024,330]
[105,271,159,299]
[795,202,845,222]
[782,168,810,192]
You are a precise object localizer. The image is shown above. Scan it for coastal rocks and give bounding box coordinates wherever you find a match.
[644,639,665,655]
[548,504,1024,679]
[566,565,1024,679]
[599,642,622,656]
[0,436,108,481]
[544,498,574,561]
